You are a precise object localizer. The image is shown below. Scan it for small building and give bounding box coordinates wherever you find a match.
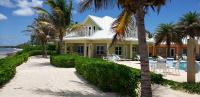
[63,15,154,59]
[152,38,200,58]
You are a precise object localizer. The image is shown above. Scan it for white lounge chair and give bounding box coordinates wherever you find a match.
[182,54,187,60]
[156,58,167,75]
[158,56,164,59]
[149,57,157,72]
[174,59,181,75]
[166,58,181,75]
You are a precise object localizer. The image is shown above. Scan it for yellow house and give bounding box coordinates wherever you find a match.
[63,15,154,59]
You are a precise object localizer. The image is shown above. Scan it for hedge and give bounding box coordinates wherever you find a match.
[50,54,77,68]
[50,54,163,97]
[0,49,56,87]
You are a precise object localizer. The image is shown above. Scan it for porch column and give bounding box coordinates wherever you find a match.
[152,45,155,56]
[130,43,133,59]
[88,44,93,58]
[106,43,110,55]
[84,43,87,57]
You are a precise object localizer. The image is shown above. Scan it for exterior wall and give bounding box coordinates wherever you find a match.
[152,44,200,58]
[64,41,153,59]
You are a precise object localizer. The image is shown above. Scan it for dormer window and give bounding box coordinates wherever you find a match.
[89,27,91,36]
[93,26,96,32]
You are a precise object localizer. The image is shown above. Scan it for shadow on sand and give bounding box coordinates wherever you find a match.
[33,88,120,97]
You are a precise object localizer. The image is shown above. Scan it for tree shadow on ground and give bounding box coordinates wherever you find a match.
[33,88,121,97]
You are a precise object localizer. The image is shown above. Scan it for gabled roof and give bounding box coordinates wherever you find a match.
[64,15,154,43]
[82,15,116,30]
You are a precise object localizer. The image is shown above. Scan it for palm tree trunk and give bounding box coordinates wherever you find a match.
[167,39,171,57]
[187,38,196,82]
[136,9,152,97]
[42,42,47,58]
[57,29,64,54]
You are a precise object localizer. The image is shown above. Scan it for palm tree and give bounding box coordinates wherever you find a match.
[146,30,154,38]
[34,0,73,54]
[79,0,167,97]
[176,11,200,82]
[25,15,54,58]
[155,23,182,57]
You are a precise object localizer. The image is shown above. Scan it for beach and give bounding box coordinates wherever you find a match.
[0,48,22,59]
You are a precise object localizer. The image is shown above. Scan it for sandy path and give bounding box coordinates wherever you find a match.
[0,56,118,97]
[0,56,200,97]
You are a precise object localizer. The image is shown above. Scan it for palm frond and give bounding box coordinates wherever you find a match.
[111,10,133,46]
[79,0,115,12]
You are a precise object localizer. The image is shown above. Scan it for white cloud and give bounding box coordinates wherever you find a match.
[76,0,83,3]
[72,10,77,14]
[0,13,7,21]
[13,8,34,16]
[12,0,43,16]
[0,0,15,8]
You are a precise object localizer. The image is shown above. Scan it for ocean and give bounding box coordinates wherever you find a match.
[0,48,21,59]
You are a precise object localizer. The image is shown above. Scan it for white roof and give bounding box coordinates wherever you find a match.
[87,15,116,30]
[64,15,153,43]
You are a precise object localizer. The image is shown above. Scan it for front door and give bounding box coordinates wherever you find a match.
[170,48,175,57]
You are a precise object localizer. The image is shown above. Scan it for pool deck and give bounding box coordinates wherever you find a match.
[116,61,200,82]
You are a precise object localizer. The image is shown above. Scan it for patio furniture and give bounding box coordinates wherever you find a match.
[182,54,187,60]
[135,55,140,61]
[158,56,164,59]
[166,58,174,73]
[149,57,157,72]
[156,58,167,75]
[174,58,181,75]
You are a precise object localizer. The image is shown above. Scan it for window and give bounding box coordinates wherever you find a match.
[132,47,137,52]
[157,48,162,54]
[96,46,105,55]
[93,26,96,32]
[88,27,91,36]
[182,48,187,55]
[77,46,84,55]
[115,46,122,55]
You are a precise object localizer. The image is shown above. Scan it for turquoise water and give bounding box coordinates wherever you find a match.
[176,62,187,70]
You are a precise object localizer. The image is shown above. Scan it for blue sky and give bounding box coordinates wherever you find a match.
[0,0,200,46]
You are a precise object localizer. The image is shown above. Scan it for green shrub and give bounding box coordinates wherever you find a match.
[0,51,29,86]
[50,55,77,68]
[47,44,56,51]
[75,59,140,96]
[162,79,200,94]
[71,55,163,97]
[49,54,164,96]
[0,49,56,87]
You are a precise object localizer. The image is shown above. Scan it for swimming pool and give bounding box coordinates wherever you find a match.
[173,61,200,71]
[178,62,187,70]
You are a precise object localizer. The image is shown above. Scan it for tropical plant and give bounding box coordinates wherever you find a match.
[155,23,182,57]
[34,0,73,54]
[78,0,167,97]
[25,15,54,58]
[176,11,200,82]
[146,30,154,38]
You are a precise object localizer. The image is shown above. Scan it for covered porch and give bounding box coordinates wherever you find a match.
[64,39,154,59]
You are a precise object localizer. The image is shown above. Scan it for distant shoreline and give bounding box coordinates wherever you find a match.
[0,46,17,48]
[0,48,22,59]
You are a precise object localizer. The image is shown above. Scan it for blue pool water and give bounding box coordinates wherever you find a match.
[175,62,187,70]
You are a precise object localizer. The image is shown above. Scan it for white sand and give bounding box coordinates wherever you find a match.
[0,56,118,97]
[0,56,200,97]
